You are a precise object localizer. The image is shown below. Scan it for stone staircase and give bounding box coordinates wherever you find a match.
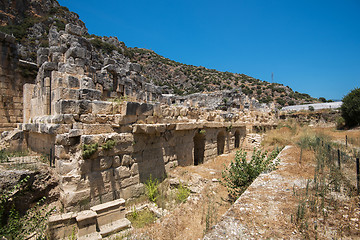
[48,199,131,239]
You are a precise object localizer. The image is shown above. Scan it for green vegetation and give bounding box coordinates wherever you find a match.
[127,208,156,228]
[0,150,29,163]
[203,194,217,234]
[145,175,159,202]
[0,17,40,40]
[0,177,55,240]
[176,184,190,203]
[102,139,116,151]
[82,143,98,159]
[90,38,122,54]
[341,87,360,128]
[221,147,281,201]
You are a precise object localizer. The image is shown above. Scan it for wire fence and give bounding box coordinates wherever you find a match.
[318,137,360,194]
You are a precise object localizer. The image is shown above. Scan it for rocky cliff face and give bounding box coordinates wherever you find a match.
[0,0,85,62]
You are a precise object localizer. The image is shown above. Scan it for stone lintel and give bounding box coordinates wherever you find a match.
[76,210,97,222]
[48,212,77,225]
[90,198,125,213]
[132,124,167,134]
[175,123,203,131]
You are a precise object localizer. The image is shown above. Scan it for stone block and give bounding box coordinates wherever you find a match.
[79,159,92,174]
[75,210,101,240]
[113,142,133,155]
[66,75,80,88]
[92,101,113,114]
[80,114,96,124]
[80,135,102,145]
[125,102,140,116]
[112,155,122,168]
[51,114,64,124]
[79,89,102,101]
[101,169,114,183]
[77,100,92,114]
[48,212,78,240]
[65,23,87,36]
[121,154,133,167]
[82,124,113,135]
[114,115,137,125]
[65,46,86,59]
[96,115,109,123]
[80,77,95,89]
[137,103,154,116]
[114,166,131,180]
[64,189,91,209]
[56,100,77,114]
[63,114,76,124]
[56,160,75,175]
[55,145,70,159]
[58,63,78,74]
[120,183,144,199]
[121,175,140,188]
[69,129,83,137]
[90,199,129,238]
[130,163,139,176]
[93,157,113,171]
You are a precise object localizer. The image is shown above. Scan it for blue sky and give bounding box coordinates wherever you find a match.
[58,0,360,100]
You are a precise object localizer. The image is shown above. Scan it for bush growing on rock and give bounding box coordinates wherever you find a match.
[82,143,98,159]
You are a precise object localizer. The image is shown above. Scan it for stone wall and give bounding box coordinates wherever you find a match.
[51,122,246,212]
[0,32,37,132]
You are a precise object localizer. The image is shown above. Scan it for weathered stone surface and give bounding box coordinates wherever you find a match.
[79,89,102,101]
[114,166,131,180]
[80,77,95,89]
[65,23,86,36]
[125,102,140,116]
[112,155,122,168]
[92,101,113,114]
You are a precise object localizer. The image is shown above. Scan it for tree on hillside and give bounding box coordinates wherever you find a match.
[341,87,360,128]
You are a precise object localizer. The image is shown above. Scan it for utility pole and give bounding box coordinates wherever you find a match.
[271,72,274,83]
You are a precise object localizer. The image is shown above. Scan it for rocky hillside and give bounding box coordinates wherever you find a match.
[126,47,317,107]
[0,0,319,108]
[0,0,85,61]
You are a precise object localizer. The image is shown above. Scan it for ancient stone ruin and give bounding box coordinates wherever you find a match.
[0,23,278,238]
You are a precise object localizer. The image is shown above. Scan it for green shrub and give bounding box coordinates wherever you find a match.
[145,175,159,202]
[341,87,360,128]
[276,98,286,106]
[308,106,315,111]
[176,184,190,203]
[102,140,116,151]
[82,143,98,159]
[90,38,121,54]
[221,148,281,201]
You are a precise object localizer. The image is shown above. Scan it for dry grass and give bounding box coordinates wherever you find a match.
[126,152,237,240]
